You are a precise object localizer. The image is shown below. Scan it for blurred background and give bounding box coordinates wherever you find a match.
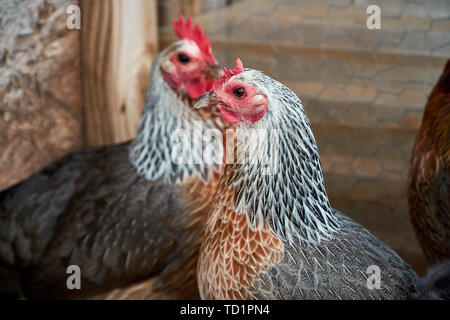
[0,0,449,275]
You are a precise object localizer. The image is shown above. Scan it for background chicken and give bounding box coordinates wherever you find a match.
[0,15,224,299]
[408,60,450,264]
[197,59,450,300]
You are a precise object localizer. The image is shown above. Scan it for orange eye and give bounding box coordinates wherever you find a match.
[232,86,245,98]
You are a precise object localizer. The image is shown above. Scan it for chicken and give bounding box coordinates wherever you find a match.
[0,15,225,299]
[196,59,450,300]
[408,60,450,264]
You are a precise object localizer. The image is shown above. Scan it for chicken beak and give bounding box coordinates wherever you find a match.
[194,91,223,109]
[201,63,222,80]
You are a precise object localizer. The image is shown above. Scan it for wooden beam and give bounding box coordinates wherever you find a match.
[81,0,158,146]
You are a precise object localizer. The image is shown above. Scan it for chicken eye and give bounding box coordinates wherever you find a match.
[177,53,190,64]
[232,87,246,98]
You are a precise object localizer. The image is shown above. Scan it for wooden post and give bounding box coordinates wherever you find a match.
[81,0,158,146]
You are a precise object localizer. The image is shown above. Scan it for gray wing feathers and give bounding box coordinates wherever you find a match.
[250,211,422,300]
[0,141,187,298]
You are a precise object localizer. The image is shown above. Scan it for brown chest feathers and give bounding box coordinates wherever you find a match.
[198,186,284,300]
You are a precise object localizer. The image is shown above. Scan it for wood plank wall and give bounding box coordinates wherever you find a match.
[81,0,158,146]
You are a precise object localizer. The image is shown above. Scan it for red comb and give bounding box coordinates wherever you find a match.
[172,14,216,64]
[215,58,244,88]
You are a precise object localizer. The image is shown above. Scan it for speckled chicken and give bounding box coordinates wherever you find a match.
[0,15,225,299]
[408,59,450,264]
[196,59,450,300]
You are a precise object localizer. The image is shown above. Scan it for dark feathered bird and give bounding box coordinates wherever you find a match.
[408,59,450,265]
[0,15,225,299]
[196,59,450,300]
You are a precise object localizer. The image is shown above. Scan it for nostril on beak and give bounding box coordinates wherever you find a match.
[207,61,219,69]
[203,63,222,79]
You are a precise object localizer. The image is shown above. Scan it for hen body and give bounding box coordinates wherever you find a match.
[198,66,449,300]
[0,142,203,299]
[0,41,223,299]
[408,60,450,264]
[249,212,421,299]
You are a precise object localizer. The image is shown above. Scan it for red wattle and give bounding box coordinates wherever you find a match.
[163,72,181,90]
[243,105,268,122]
[186,82,205,99]
[219,106,241,124]
[186,77,215,99]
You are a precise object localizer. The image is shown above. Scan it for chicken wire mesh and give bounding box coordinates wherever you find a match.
[159,0,450,273]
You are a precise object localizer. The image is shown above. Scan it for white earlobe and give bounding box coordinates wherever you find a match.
[252,94,266,105]
[162,60,176,73]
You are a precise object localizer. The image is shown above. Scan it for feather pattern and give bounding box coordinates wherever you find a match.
[130,48,222,185]
[408,60,450,264]
[198,69,426,300]
[219,70,339,245]
[0,42,225,299]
